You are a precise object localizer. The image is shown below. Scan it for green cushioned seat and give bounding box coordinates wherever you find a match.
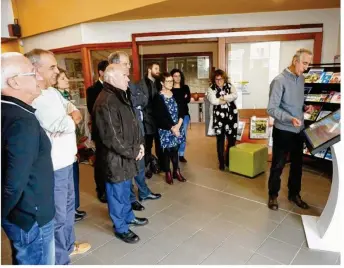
[229,143,268,178]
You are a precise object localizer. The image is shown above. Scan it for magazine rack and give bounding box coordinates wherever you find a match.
[301,143,341,252]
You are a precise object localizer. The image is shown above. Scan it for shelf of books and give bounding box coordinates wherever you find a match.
[303,63,340,162]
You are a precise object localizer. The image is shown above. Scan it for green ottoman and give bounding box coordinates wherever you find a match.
[229,143,268,178]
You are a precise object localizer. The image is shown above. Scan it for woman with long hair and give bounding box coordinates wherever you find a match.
[153,72,187,185]
[54,68,86,222]
[170,69,191,163]
[207,69,238,170]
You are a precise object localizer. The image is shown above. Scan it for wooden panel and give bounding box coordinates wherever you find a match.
[132,37,140,82]
[50,42,132,53]
[136,38,218,46]
[218,37,226,71]
[225,33,317,43]
[81,47,92,93]
[238,108,269,119]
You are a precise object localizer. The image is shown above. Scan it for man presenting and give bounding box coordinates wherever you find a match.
[267,48,314,211]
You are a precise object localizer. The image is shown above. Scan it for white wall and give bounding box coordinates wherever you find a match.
[23,8,340,62]
[1,0,14,38]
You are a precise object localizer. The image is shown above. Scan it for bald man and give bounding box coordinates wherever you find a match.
[92,65,148,244]
[1,52,55,264]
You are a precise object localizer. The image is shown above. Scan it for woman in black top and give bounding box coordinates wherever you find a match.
[153,72,187,185]
[207,69,238,170]
[171,69,191,163]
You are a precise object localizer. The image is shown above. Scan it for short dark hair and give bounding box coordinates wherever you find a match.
[211,69,229,85]
[147,62,160,71]
[98,60,109,74]
[160,72,172,83]
[170,68,185,87]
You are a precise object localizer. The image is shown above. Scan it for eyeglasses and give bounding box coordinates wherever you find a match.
[215,78,224,82]
[121,62,131,67]
[12,71,36,78]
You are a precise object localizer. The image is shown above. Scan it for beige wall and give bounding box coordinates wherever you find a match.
[138,42,218,68]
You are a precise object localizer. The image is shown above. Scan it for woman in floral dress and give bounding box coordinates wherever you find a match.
[153,72,187,185]
[207,69,238,170]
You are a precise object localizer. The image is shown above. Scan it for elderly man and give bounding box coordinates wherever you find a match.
[25,49,91,264]
[108,51,161,212]
[1,52,55,265]
[267,48,314,211]
[93,64,148,244]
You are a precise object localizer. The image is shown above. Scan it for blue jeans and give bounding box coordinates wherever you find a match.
[179,115,190,156]
[73,160,80,210]
[106,180,135,234]
[130,159,151,203]
[2,220,55,265]
[54,164,76,265]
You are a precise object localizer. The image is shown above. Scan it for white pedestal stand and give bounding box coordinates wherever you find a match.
[302,144,341,252]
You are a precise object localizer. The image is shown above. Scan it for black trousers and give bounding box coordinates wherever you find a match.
[144,133,162,167]
[216,131,236,167]
[94,140,106,195]
[268,127,304,198]
[161,146,179,172]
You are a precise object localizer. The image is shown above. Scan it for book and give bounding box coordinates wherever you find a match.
[329,72,341,83]
[314,149,327,158]
[236,121,246,141]
[316,111,331,121]
[319,72,333,83]
[304,68,324,83]
[330,92,341,103]
[305,94,328,102]
[304,105,322,121]
[324,91,336,103]
[325,149,332,160]
[249,117,269,139]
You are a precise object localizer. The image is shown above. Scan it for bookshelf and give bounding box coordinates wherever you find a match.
[303,63,341,162]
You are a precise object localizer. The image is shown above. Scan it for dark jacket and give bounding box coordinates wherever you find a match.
[137,76,160,135]
[1,96,55,232]
[152,93,186,130]
[86,80,103,115]
[172,85,191,116]
[92,82,143,183]
[129,82,148,136]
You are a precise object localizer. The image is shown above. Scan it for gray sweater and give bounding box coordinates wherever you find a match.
[267,68,305,133]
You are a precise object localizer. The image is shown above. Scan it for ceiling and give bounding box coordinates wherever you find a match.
[91,0,340,22]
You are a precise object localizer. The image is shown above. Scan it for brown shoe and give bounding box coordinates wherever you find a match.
[289,195,310,209]
[268,196,278,210]
[165,171,173,185]
[70,242,91,256]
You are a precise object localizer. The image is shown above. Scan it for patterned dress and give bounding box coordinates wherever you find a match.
[158,94,186,149]
[212,83,238,138]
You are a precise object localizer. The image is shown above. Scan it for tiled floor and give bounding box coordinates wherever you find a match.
[1,124,340,265]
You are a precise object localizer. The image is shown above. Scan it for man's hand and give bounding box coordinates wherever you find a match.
[304,105,314,114]
[136,145,145,161]
[291,117,302,127]
[70,110,82,124]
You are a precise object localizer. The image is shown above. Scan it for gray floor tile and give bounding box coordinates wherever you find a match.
[254,206,289,224]
[159,202,193,219]
[243,217,279,235]
[247,253,283,265]
[224,226,268,251]
[257,237,299,264]
[114,241,168,265]
[227,197,265,213]
[201,242,254,265]
[181,210,219,229]
[201,217,238,239]
[270,223,306,247]
[292,248,340,265]
[72,253,105,265]
[145,211,180,232]
[281,212,304,230]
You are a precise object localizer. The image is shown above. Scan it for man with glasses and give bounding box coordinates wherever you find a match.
[108,52,161,212]
[1,52,55,264]
[25,49,91,265]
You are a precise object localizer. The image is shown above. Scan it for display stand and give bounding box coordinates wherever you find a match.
[302,143,341,252]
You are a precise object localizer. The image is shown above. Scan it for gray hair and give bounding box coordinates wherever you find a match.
[25,48,54,66]
[108,51,129,64]
[1,52,25,89]
[293,48,313,62]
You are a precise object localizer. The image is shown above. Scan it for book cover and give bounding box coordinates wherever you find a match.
[325,149,332,160]
[304,86,312,100]
[330,92,341,103]
[324,91,336,103]
[314,149,327,158]
[316,111,331,121]
[329,72,341,83]
[304,105,322,121]
[304,68,324,83]
[305,94,327,102]
[236,121,246,141]
[319,72,333,83]
[249,117,269,139]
